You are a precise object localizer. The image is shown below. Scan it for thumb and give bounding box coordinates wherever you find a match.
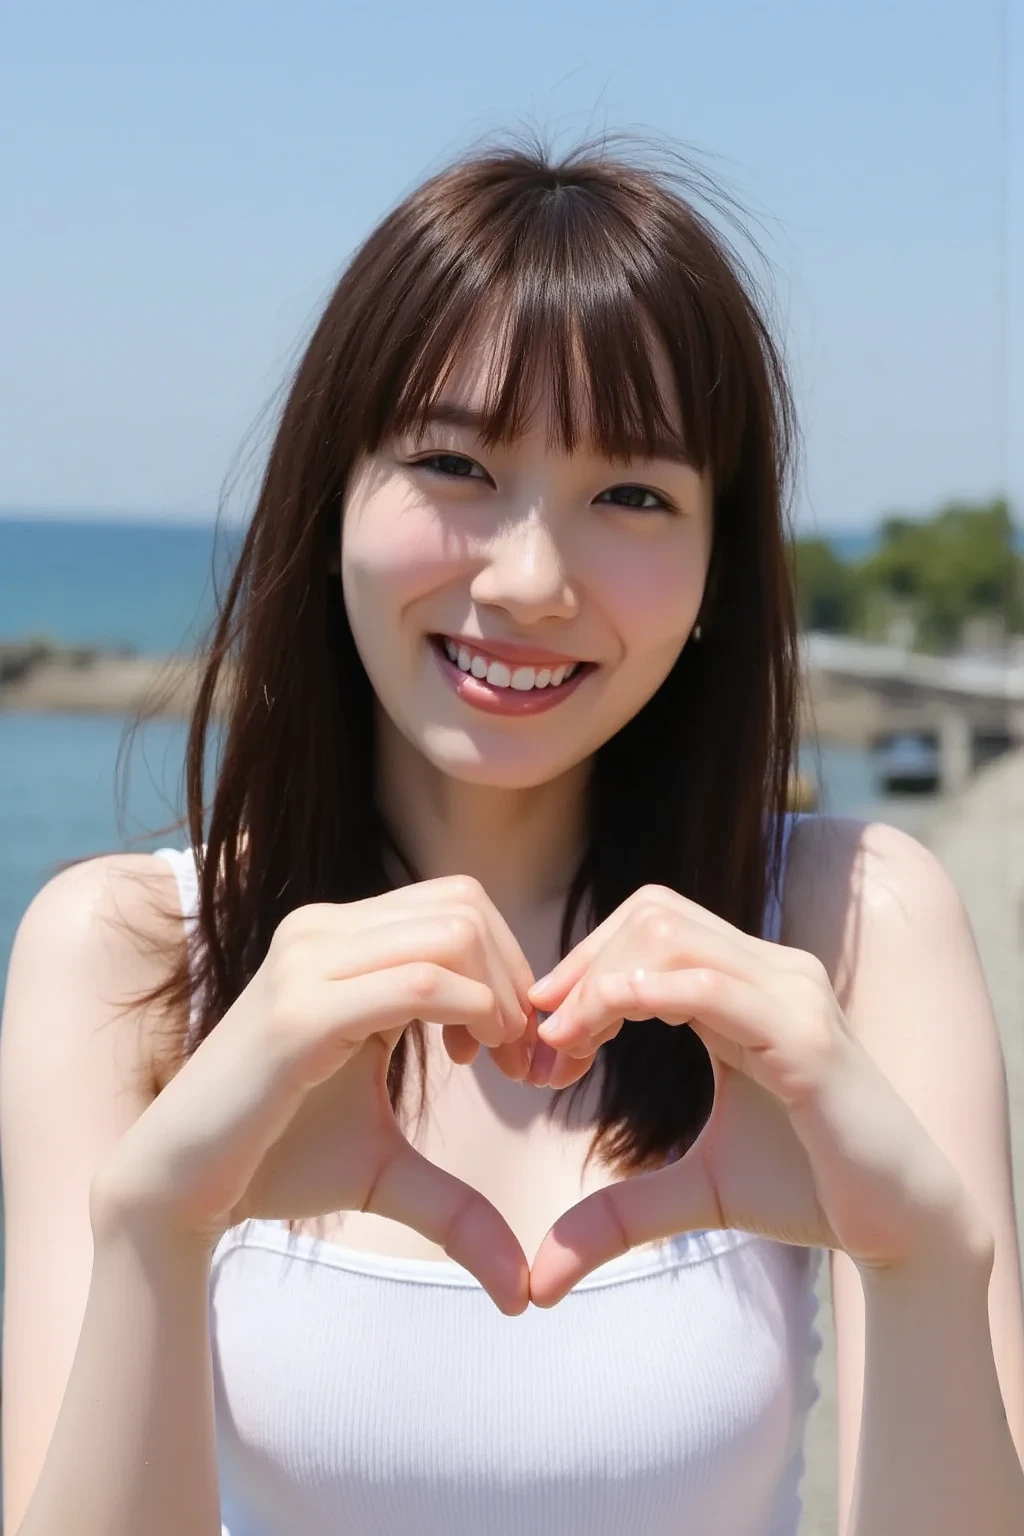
[367,1134,531,1315]
[529,1152,720,1308]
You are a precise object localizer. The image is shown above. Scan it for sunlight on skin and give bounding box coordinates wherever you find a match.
[340,324,714,922]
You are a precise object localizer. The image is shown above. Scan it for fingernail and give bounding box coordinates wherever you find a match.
[528,1042,558,1085]
[538,1013,570,1043]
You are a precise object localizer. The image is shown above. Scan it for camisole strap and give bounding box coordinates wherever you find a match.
[762,811,803,944]
[152,844,204,1048]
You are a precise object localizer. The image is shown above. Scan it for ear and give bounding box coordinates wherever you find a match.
[695,543,723,636]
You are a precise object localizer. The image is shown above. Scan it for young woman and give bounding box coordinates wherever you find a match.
[3,137,1023,1536]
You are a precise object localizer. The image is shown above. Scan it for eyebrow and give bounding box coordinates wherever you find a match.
[412,403,699,469]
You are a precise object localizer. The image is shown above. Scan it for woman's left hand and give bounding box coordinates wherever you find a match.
[525,885,989,1307]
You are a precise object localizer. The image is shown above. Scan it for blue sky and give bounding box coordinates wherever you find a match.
[1,0,1019,533]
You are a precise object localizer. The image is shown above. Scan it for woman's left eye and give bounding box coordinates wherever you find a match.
[595,484,673,512]
[411,453,490,481]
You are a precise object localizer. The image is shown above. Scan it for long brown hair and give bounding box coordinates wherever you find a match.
[112,133,800,1178]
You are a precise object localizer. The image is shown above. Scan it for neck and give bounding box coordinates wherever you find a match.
[374,709,591,921]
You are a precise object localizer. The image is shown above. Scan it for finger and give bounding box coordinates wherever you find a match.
[537,934,775,1054]
[373,877,541,1020]
[529,1151,719,1308]
[427,879,540,1012]
[370,1135,531,1315]
[544,967,825,1110]
[526,1037,596,1089]
[304,880,538,1029]
[443,1016,537,1084]
[440,904,533,1045]
[558,1019,626,1059]
[528,897,771,1012]
[317,913,526,1044]
[456,894,540,1018]
[623,968,785,1052]
[442,1025,480,1066]
[526,905,635,1007]
[523,887,720,1005]
[320,882,540,1079]
[545,1046,600,1090]
[283,964,509,1090]
[488,1003,540,1082]
[536,969,642,1053]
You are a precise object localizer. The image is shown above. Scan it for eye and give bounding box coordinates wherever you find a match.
[410,452,492,484]
[594,484,674,512]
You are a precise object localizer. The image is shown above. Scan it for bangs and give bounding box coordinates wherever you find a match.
[389,285,695,468]
[349,151,752,484]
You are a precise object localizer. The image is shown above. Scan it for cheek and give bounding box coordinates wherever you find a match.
[342,510,456,619]
[598,545,705,656]
[342,515,451,711]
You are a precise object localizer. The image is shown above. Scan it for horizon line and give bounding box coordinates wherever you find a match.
[0,506,242,529]
[1,505,1020,538]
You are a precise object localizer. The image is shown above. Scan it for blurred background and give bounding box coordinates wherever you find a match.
[1,3,1021,1530]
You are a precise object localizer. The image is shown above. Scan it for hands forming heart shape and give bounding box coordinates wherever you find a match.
[153,876,985,1322]
[335,883,987,1315]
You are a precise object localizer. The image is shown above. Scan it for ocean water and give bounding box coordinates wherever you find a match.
[0,515,245,653]
[1,517,242,981]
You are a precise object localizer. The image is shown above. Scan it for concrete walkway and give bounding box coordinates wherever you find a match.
[799,749,1024,1533]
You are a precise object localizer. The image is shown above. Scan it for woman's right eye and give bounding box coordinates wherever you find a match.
[411,452,490,481]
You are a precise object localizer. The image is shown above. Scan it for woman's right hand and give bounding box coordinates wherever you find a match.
[90,875,539,1314]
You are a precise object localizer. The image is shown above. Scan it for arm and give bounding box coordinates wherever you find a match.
[1,856,222,1536]
[851,1239,1020,1535]
[788,817,1024,1535]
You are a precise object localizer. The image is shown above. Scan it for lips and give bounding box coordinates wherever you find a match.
[428,635,597,716]
[435,635,585,691]
[432,633,589,669]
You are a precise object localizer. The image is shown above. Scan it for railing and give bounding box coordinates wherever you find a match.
[802,632,1024,702]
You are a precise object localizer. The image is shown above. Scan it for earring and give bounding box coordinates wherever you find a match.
[692,622,703,642]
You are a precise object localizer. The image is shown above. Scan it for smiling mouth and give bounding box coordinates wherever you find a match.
[427,634,598,715]
[430,634,595,693]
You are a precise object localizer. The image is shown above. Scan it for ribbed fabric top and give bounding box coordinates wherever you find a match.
[152,815,824,1536]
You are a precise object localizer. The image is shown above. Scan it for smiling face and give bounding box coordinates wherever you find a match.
[340,329,714,791]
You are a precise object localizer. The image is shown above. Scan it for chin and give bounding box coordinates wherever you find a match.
[419,729,591,791]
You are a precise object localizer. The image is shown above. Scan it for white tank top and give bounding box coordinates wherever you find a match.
[153,814,824,1536]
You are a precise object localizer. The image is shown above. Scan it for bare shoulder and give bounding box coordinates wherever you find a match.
[13,847,182,934]
[780,813,966,992]
[2,850,190,1096]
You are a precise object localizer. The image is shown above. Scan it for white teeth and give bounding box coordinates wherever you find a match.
[438,637,583,692]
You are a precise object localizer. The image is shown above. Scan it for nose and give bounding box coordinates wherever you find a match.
[468,512,580,624]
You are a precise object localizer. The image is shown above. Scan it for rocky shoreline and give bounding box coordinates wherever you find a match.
[1,639,843,748]
[0,639,215,718]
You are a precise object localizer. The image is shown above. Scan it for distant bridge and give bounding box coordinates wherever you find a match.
[801,632,1024,792]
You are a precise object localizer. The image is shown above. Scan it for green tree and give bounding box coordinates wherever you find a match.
[790,538,862,633]
[860,497,1023,651]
